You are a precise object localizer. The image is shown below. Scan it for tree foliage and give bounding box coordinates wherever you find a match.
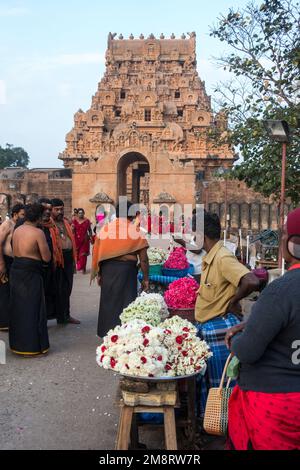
[0,144,30,169]
[210,0,300,204]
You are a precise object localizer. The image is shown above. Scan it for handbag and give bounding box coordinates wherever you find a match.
[203,353,233,436]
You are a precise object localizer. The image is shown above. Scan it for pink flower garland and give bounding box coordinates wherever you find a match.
[164,277,199,309]
[164,247,189,270]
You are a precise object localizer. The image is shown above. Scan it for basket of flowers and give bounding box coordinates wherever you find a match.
[147,247,168,276]
[120,292,169,326]
[162,247,191,277]
[164,277,199,324]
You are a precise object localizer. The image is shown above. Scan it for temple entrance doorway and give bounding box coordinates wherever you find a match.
[117,152,150,205]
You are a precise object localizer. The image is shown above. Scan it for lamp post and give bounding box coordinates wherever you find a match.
[216,167,230,231]
[263,120,290,267]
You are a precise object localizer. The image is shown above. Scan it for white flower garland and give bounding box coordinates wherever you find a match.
[147,247,168,265]
[120,293,169,326]
[96,317,212,378]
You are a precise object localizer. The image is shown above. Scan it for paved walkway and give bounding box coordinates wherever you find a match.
[0,271,122,450]
[0,263,238,450]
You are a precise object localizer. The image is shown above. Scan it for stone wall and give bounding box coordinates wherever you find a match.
[0,166,289,232]
[0,168,72,219]
[206,179,293,234]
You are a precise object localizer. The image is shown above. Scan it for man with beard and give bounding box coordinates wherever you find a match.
[38,197,57,321]
[51,199,80,325]
[0,203,25,330]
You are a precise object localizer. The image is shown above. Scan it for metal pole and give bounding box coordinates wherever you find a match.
[224,177,228,231]
[278,142,287,268]
[206,187,209,212]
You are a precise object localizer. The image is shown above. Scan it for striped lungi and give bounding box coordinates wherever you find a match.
[195,313,241,419]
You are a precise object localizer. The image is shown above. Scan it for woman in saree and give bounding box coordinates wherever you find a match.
[92,201,149,338]
[73,208,92,274]
[225,207,300,450]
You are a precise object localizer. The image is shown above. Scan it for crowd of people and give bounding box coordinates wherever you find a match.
[91,204,300,450]
[0,198,85,355]
[1,198,299,450]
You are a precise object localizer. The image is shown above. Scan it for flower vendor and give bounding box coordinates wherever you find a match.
[92,201,149,337]
[225,207,300,450]
[195,212,259,416]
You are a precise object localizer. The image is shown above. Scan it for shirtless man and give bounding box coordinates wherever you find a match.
[13,206,51,263]
[51,198,80,325]
[0,203,25,277]
[9,203,51,355]
[0,204,25,330]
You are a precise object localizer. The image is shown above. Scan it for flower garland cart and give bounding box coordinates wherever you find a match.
[97,316,212,450]
[138,247,194,295]
[147,247,168,276]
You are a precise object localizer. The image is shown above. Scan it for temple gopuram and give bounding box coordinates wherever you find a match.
[59,32,234,217]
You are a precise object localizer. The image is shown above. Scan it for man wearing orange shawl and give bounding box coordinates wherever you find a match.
[50,199,80,325]
[92,201,149,337]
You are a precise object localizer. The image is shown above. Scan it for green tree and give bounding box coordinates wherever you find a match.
[0,144,30,169]
[210,0,300,204]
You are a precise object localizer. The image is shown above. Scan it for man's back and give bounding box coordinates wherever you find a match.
[13,225,50,262]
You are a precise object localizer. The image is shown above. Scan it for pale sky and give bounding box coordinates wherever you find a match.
[0,0,256,168]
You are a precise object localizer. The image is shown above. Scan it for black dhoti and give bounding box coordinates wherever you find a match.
[55,249,74,324]
[97,259,138,338]
[0,255,13,330]
[41,227,57,321]
[9,257,49,355]
[43,264,57,320]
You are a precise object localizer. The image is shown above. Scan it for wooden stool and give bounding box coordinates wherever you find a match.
[116,387,178,450]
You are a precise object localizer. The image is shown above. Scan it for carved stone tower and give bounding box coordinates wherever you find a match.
[59,32,234,218]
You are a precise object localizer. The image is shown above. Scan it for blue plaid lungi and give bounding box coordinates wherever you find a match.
[195,313,241,419]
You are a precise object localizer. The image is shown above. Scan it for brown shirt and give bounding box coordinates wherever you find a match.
[195,241,249,323]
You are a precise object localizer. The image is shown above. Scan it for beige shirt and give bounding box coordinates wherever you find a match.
[195,241,249,323]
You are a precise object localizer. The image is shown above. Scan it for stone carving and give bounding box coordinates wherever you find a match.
[161,123,184,142]
[89,192,114,204]
[60,33,234,208]
[153,192,176,203]
[108,32,117,41]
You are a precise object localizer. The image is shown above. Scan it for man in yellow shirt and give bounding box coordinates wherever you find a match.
[195,212,259,417]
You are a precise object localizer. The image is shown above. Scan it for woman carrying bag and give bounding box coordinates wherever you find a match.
[224,207,300,450]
